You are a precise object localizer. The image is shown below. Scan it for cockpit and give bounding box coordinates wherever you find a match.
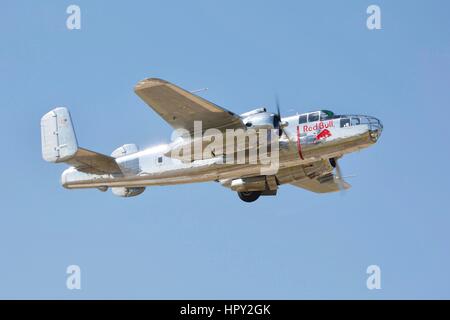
[298,110,383,139]
[299,110,381,127]
[298,110,335,124]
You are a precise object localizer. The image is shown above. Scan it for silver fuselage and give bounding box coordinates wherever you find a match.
[61,114,383,189]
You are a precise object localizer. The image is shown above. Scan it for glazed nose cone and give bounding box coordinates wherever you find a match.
[368,116,383,142]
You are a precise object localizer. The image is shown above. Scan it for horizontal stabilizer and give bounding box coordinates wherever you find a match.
[65,148,122,174]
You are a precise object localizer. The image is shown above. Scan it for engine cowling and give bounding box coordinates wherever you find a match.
[111,187,145,198]
[242,111,276,130]
[228,176,278,192]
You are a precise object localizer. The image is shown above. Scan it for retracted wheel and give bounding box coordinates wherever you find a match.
[237,191,261,203]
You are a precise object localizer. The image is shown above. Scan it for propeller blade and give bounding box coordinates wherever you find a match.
[275,95,281,119]
[334,159,346,192]
[274,95,282,136]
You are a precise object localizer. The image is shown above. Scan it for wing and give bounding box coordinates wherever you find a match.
[219,160,351,194]
[66,148,122,175]
[290,175,351,193]
[277,160,351,194]
[134,78,245,134]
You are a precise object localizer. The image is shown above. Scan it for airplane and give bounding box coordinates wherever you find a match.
[41,78,383,202]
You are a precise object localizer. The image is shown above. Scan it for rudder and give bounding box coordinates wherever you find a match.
[41,107,78,163]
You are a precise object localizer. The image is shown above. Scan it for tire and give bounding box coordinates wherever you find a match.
[237,191,261,203]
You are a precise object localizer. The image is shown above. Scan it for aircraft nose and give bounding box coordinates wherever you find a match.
[367,116,383,142]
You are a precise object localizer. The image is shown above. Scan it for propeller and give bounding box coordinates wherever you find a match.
[273,95,282,136]
[273,95,290,140]
[332,157,350,193]
[334,159,344,191]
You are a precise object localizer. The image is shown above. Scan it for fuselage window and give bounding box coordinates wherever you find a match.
[157,156,163,164]
[308,112,319,122]
[299,114,307,124]
[340,118,351,128]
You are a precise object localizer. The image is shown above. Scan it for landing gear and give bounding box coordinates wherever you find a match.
[329,157,337,168]
[237,191,261,203]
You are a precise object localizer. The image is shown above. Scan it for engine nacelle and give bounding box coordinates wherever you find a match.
[228,175,278,192]
[242,111,276,130]
[111,187,145,197]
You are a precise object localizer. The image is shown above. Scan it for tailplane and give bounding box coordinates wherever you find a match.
[41,107,121,174]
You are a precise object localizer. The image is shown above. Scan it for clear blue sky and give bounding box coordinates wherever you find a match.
[1,0,449,299]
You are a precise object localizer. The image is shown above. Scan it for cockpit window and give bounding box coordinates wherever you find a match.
[340,118,351,128]
[308,112,319,122]
[299,114,307,124]
[320,110,334,120]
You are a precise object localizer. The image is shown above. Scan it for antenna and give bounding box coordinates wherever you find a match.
[190,88,208,94]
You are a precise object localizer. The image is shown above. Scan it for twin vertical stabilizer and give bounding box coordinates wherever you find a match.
[41,107,78,163]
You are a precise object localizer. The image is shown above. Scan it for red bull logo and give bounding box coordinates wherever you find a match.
[316,129,332,140]
[302,120,334,133]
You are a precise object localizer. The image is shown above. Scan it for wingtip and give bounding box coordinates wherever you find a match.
[134,77,169,91]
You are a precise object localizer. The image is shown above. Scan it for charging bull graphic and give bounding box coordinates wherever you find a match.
[316,129,332,141]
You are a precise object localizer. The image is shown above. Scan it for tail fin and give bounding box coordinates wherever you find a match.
[41,107,78,163]
[41,107,121,174]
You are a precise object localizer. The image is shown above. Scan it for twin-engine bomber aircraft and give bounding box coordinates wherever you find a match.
[41,78,383,202]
